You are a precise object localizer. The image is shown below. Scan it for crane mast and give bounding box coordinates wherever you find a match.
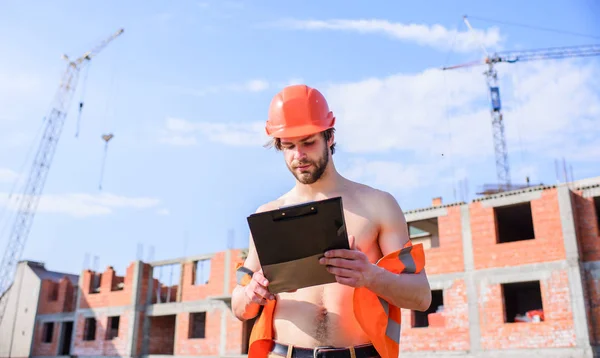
[0,28,124,325]
[443,16,600,194]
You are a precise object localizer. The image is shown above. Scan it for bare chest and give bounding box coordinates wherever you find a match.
[340,199,381,263]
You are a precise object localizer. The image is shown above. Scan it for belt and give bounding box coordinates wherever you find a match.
[270,341,380,358]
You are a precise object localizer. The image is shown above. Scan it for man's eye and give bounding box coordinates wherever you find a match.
[304,142,314,146]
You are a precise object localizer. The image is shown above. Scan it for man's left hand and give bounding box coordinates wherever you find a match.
[319,235,381,288]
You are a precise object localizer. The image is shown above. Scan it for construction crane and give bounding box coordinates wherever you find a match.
[442,15,600,194]
[0,28,124,324]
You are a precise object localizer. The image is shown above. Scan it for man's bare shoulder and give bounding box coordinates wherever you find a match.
[346,180,410,250]
[254,191,294,213]
[346,180,402,212]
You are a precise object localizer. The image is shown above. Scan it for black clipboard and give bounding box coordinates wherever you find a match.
[246,197,350,294]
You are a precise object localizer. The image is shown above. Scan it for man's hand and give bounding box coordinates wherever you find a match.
[319,235,381,288]
[245,270,276,304]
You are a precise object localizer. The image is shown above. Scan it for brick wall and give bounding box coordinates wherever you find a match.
[225,308,245,355]
[37,277,76,314]
[32,321,59,356]
[181,254,226,301]
[135,312,146,356]
[148,315,176,354]
[175,310,222,356]
[79,264,135,309]
[573,191,600,262]
[566,191,597,346]
[478,270,576,349]
[400,279,469,352]
[178,249,246,302]
[224,249,247,355]
[471,189,567,270]
[573,190,600,345]
[417,206,465,275]
[72,312,130,356]
[583,268,600,345]
[134,263,152,356]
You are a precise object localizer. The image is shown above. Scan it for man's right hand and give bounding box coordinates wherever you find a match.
[244,270,275,304]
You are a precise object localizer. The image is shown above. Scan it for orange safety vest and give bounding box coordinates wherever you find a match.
[235,241,426,358]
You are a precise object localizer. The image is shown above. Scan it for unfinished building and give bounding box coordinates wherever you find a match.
[1,177,600,357]
[0,260,78,358]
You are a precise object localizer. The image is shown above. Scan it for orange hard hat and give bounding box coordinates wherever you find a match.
[265,84,335,138]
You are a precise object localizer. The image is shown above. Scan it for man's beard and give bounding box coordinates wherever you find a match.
[288,144,330,185]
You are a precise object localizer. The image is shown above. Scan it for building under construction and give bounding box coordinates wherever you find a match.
[1,176,599,358]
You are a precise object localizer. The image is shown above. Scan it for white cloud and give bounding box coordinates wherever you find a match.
[178,57,600,193]
[341,159,428,191]
[325,58,600,163]
[159,117,268,147]
[270,19,502,53]
[0,169,18,183]
[168,79,270,97]
[0,192,160,218]
[328,58,600,194]
[324,66,491,157]
[501,60,600,162]
[245,79,269,92]
[167,78,305,98]
[159,135,198,146]
[163,58,600,164]
[156,208,170,215]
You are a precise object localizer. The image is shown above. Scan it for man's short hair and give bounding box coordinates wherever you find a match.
[264,128,336,155]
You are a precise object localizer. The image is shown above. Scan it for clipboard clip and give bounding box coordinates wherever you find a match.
[272,205,318,221]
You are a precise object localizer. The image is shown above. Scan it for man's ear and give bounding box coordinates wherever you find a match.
[328,132,335,148]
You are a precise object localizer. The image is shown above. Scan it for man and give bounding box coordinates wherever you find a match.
[231,84,431,358]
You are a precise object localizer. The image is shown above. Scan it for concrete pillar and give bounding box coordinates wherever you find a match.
[557,185,593,355]
[461,205,481,354]
[140,265,154,356]
[126,261,144,357]
[220,250,232,356]
[69,270,85,355]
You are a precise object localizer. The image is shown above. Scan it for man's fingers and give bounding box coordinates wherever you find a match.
[251,295,267,305]
[326,266,357,278]
[324,249,361,259]
[320,257,358,269]
[253,283,274,300]
[245,279,275,303]
[335,276,358,287]
[246,289,269,305]
[251,272,274,299]
[253,271,269,286]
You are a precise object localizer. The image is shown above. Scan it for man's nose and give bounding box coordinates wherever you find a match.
[293,149,307,160]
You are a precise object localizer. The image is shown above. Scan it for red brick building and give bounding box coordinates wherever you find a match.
[2,177,599,357]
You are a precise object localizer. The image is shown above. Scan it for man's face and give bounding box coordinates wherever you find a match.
[280,133,330,184]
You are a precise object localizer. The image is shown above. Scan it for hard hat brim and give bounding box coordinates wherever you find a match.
[266,123,334,139]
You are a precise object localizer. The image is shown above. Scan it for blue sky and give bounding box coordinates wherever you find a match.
[0,0,599,277]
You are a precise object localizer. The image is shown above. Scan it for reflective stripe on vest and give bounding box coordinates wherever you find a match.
[236,265,254,286]
[235,241,426,358]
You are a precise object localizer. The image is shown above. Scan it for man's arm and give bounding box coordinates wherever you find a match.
[367,191,431,311]
[231,204,274,321]
[231,234,262,321]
